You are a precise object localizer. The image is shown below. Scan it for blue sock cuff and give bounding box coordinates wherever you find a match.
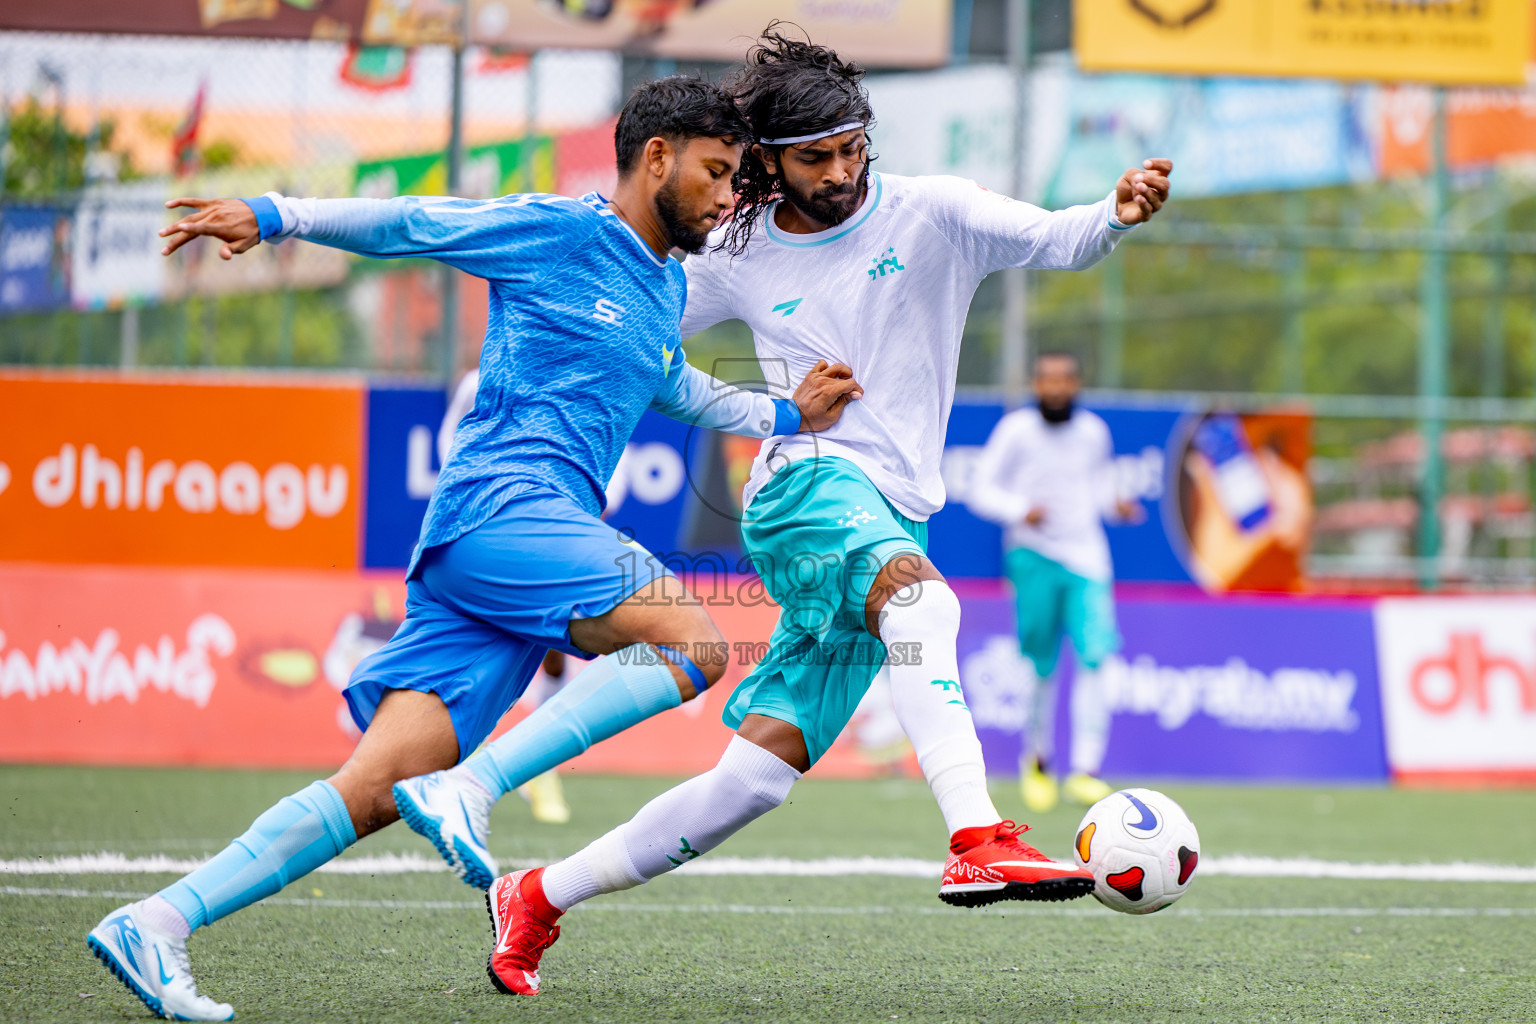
[655,644,709,696]
[303,780,358,849]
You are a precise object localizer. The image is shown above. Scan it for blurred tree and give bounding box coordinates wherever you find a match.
[1,98,133,199]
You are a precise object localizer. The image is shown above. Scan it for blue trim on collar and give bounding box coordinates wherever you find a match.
[241,196,283,240]
[765,174,883,248]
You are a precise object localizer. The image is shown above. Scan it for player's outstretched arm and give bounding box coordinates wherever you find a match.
[166,191,580,282]
[933,159,1172,275]
[160,198,262,261]
[649,359,862,438]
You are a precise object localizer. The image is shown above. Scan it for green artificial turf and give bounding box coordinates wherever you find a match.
[2,766,1534,1023]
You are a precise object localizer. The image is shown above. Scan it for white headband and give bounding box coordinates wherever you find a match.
[758,121,866,146]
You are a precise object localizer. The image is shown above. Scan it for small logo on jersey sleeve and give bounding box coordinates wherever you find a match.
[868,246,905,280]
[772,298,803,317]
[592,298,625,325]
[660,343,677,378]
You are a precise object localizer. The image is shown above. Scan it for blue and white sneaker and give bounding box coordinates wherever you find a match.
[394,769,496,890]
[87,903,233,1021]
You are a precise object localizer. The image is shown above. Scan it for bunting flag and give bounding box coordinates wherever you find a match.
[171,81,206,179]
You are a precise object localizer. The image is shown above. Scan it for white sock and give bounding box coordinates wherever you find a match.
[878,581,1001,834]
[1069,666,1111,776]
[1025,662,1056,770]
[541,736,800,911]
[138,894,191,939]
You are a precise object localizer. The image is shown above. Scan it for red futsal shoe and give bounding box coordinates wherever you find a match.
[486,868,562,995]
[939,820,1095,907]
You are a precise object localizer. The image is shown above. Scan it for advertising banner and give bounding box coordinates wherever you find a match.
[1033,68,1375,208]
[362,388,1303,588]
[0,563,901,778]
[1374,597,1536,784]
[355,137,557,200]
[0,207,74,315]
[958,587,1389,782]
[1378,86,1536,177]
[71,183,167,310]
[1075,0,1531,86]
[0,372,364,569]
[865,66,1017,194]
[468,0,951,67]
[0,0,462,45]
[362,385,703,569]
[163,166,352,300]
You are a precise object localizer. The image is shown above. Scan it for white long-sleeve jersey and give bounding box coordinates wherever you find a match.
[680,172,1134,520]
[967,407,1122,581]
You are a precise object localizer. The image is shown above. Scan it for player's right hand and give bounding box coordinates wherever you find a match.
[160,198,262,260]
[793,360,863,433]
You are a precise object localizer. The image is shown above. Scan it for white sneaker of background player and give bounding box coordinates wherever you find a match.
[393,769,496,889]
[87,902,233,1021]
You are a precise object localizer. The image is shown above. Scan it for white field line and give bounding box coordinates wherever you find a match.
[2,852,1535,884]
[3,885,1534,920]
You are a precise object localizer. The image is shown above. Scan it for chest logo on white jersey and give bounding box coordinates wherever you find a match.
[868,246,905,280]
[592,298,625,326]
[837,506,879,528]
[771,298,803,317]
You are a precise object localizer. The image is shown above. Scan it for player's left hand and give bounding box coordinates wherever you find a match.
[794,360,863,433]
[159,198,262,260]
[1114,159,1172,225]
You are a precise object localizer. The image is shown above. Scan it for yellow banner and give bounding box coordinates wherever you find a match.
[1075,0,1532,85]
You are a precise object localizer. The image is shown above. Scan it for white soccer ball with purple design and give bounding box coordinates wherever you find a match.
[1072,787,1201,915]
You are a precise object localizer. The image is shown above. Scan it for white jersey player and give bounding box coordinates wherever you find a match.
[968,351,1140,812]
[481,29,1174,995]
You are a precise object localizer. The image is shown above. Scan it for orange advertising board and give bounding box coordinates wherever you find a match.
[0,371,363,569]
[1378,86,1536,176]
[0,564,909,779]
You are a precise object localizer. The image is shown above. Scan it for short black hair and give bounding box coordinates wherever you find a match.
[1033,350,1082,374]
[613,75,748,176]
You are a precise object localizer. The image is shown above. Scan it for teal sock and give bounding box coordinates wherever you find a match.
[462,644,680,797]
[159,780,356,931]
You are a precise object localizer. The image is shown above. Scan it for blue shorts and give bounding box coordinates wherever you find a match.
[344,488,670,760]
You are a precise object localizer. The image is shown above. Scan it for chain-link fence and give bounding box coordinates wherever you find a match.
[5,28,1536,587]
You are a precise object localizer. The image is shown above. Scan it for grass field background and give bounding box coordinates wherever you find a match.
[3,766,1535,1023]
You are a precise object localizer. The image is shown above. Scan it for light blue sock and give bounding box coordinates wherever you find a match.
[159,780,356,931]
[462,644,681,798]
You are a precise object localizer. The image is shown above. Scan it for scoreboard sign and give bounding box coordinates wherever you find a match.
[1075,0,1532,86]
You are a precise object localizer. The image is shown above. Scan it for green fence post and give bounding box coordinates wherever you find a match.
[1417,87,1449,589]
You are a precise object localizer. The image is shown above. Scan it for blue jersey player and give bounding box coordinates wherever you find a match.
[86,77,862,1021]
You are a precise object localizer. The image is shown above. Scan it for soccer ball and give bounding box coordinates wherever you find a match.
[1072,788,1200,915]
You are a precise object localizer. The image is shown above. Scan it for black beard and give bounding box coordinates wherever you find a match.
[781,176,863,227]
[655,171,709,254]
[1039,399,1075,424]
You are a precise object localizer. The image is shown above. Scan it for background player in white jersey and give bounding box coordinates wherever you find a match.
[481,27,1173,995]
[968,350,1140,813]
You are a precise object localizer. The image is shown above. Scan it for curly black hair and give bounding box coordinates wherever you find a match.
[718,22,876,256]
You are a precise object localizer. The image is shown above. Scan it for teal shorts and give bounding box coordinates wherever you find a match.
[723,458,927,766]
[1004,546,1120,678]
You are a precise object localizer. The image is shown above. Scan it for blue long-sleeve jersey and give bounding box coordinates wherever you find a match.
[251,190,798,575]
